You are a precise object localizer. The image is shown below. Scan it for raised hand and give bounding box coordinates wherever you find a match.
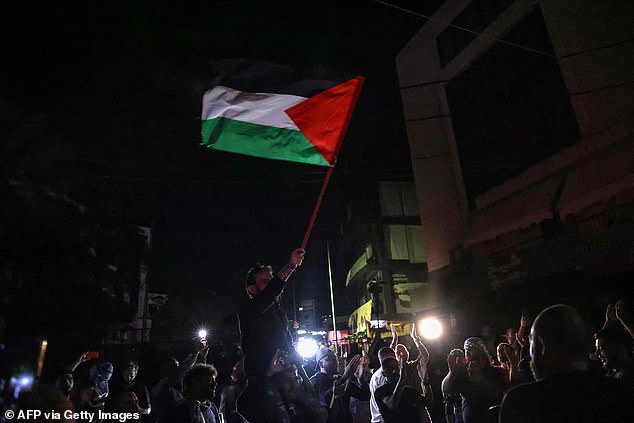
[354,356,366,380]
[266,349,288,377]
[342,354,363,380]
[289,248,305,268]
[411,321,419,341]
[605,303,617,323]
[447,349,466,374]
[615,300,632,325]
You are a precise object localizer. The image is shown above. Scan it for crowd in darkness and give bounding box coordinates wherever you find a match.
[0,248,633,423]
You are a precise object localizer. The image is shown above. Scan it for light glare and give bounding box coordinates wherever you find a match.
[297,337,318,358]
[198,329,207,339]
[419,318,442,339]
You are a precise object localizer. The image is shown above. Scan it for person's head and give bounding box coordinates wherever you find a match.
[230,359,245,383]
[184,364,217,402]
[480,325,493,340]
[316,348,338,376]
[464,337,491,370]
[395,344,409,361]
[245,263,273,297]
[56,372,73,396]
[377,346,395,363]
[504,328,517,344]
[530,304,591,381]
[497,343,512,366]
[448,348,465,367]
[90,362,113,384]
[594,325,632,372]
[121,360,139,384]
[381,357,400,383]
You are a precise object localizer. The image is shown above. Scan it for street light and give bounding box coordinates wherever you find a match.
[296,337,318,358]
[418,318,442,340]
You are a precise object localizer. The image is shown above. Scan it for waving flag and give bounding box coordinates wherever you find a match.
[201,75,364,167]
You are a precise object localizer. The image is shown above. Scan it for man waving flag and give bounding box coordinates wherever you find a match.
[201,64,364,167]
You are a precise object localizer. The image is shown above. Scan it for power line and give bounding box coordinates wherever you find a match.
[372,0,557,59]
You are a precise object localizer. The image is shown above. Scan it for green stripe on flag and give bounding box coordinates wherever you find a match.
[202,117,330,166]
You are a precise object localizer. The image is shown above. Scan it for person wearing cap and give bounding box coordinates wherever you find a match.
[441,337,505,423]
[235,248,305,423]
[309,349,369,423]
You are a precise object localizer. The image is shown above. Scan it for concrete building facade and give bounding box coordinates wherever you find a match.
[396,0,634,317]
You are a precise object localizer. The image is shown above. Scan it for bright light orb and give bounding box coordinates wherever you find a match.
[198,329,207,339]
[18,375,34,387]
[419,318,442,340]
[297,337,319,358]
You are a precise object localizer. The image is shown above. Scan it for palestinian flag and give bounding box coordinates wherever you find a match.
[201,72,364,167]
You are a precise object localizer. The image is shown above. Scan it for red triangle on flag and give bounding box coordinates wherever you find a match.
[285,76,364,166]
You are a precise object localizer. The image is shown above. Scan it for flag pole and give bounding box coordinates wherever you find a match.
[326,241,339,355]
[300,76,365,250]
[301,166,333,250]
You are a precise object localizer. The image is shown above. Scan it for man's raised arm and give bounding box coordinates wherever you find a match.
[277,248,305,282]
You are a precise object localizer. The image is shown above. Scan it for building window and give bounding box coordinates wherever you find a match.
[379,182,419,217]
[384,225,426,263]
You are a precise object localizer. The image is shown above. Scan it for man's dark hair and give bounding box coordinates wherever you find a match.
[184,363,217,392]
[381,356,398,368]
[378,346,395,361]
[245,263,270,287]
[120,358,139,368]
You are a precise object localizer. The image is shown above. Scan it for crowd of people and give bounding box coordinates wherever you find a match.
[2,248,633,422]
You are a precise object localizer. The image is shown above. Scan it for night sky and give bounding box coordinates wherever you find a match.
[2,1,445,346]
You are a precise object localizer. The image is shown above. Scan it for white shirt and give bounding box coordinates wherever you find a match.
[369,368,387,423]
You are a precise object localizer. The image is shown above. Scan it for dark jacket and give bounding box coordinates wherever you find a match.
[499,370,634,423]
[237,277,293,377]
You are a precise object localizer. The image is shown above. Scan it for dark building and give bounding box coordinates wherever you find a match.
[344,180,429,334]
[395,0,634,324]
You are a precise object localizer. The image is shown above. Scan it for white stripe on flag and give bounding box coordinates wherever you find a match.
[202,86,307,130]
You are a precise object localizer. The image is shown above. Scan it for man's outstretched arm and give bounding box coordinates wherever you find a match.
[411,323,430,363]
[277,248,305,282]
[249,248,305,314]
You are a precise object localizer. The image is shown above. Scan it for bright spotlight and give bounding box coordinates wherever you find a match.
[19,375,33,387]
[296,337,318,358]
[419,318,442,340]
[198,329,207,339]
